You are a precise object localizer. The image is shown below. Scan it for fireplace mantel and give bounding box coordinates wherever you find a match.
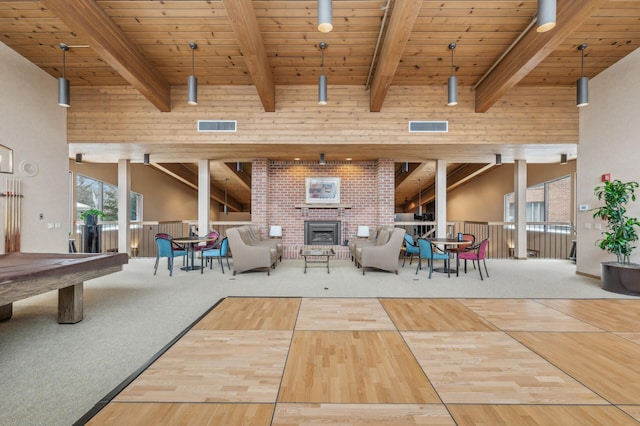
[294,204,352,209]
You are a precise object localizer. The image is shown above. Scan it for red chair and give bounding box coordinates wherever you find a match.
[193,231,220,266]
[457,238,490,280]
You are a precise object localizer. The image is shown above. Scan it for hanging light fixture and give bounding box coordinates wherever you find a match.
[318,42,328,105]
[58,43,70,107]
[577,43,589,107]
[75,153,82,164]
[402,162,409,173]
[536,0,556,33]
[319,152,326,165]
[188,42,198,105]
[417,178,422,216]
[223,178,228,215]
[495,154,502,165]
[447,42,458,106]
[143,153,150,165]
[560,154,568,164]
[317,0,333,32]
[236,162,243,172]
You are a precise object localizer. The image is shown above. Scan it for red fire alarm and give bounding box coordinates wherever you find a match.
[601,173,611,182]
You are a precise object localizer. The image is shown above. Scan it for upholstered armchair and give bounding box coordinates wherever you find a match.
[355,228,406,275]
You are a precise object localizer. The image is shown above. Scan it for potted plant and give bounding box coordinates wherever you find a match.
[80,208,105,226]
[592,179,640,295]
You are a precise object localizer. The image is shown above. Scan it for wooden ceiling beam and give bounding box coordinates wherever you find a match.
[369,0,422,112]
[474,0,607,113]
[221,0,276,112]
[40,0,171,112]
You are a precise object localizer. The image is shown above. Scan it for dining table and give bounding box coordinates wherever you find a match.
[172,236,218,272]
[427,237,470,275]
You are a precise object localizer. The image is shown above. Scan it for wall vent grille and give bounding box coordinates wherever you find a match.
[197,120,237,132]
[408,121,448,133]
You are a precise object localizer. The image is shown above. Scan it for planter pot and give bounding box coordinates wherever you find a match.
[84,214,97,226]
[601,261,640,296]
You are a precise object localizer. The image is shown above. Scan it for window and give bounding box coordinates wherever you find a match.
[504,175,571,223]
[76,174,142,221]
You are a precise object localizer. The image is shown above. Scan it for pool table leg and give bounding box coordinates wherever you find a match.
[58,283,83,324]
[0,303,12,321]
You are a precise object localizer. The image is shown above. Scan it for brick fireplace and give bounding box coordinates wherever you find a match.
[251,159,395,259]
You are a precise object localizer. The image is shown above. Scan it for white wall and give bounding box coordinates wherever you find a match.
[0,42,69,253]
[577,47,640,276]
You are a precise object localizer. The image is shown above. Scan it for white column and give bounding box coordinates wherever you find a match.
[435,159,447,238]
[117,159,131,255]
[514,159,527,259]
[198,159,211,236]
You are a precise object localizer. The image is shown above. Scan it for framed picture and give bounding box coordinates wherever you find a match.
[305,177,340,204]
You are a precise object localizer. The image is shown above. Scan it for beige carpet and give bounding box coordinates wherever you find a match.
[0,257,630,425]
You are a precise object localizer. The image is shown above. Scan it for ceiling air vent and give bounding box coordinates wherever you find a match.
[408,121,448,133]
[197,120,237,132]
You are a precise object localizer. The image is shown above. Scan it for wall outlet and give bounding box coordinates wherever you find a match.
[579,204,589,211]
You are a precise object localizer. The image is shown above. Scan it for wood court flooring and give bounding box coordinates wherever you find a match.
[86,297,640,425]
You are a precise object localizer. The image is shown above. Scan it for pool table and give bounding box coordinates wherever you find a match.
[0,252,128,324]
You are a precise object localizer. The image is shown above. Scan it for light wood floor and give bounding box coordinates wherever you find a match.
[86,297,640,425]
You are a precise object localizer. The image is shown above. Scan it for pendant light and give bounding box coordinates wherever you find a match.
[318,42,328,105]
[188,42,198,105]
[402,162,409,173]
[236,162,243,172]
[58,43,70,107]
[75,153,82,164]
[417,178,422,216]
[317,0,333,32]
[223,178,228,215]
[143,154,150,165]
[577,43,589,107]
[447,42,458,106]
[319,152,326,165]
[536,0,556,33]
[560,154,568,164]
[495,154,502,165]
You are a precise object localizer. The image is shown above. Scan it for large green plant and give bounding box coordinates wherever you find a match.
[592,179,640,264]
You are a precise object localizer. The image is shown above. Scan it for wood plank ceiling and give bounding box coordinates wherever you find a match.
[1,0,639,210]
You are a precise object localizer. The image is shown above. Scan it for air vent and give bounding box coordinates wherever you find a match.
[197,120,237,132]
[408,121,448,133]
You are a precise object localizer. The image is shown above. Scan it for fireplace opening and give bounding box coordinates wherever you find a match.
[304,221,341,245]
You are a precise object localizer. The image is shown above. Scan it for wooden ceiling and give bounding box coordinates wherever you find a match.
[2,0,639,210]
[2,0,638,112]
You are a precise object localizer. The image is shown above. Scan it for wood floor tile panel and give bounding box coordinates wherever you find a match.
[114,330,292,403]
[193,297,300,330]
[402,331,605,404]
[294,298,396,330]
[618,405,640,422]
[278,330,440,404]
[511,331,640,404]
[87,402,274,425]
[272,403,455,425]
[616,332,640,345]
[447,404,639,426]
[381,298,497,331]
[459,299,601,332]
[536,299,640,332]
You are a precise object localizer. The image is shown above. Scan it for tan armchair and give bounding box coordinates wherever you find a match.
[226,227,278,275]
[354,228,406,275]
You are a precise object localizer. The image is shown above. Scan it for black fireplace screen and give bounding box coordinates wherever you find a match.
[304,221,341,245]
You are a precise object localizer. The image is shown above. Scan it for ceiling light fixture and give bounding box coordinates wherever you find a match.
[560,153,568,164]
[402,162,409,173]
[495,154,502,165]
[318,42,328,105]
[536,0,556,33]
[577,43,589,107]
[58,43,70,107]
[447,42,458,106]
[317,0,333,32]
[188,42,198,105]
[75,153,82,164]
[319,152,326,165]
[236,162,243,172]
[143,153,150,165]
[417,178,422,216]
